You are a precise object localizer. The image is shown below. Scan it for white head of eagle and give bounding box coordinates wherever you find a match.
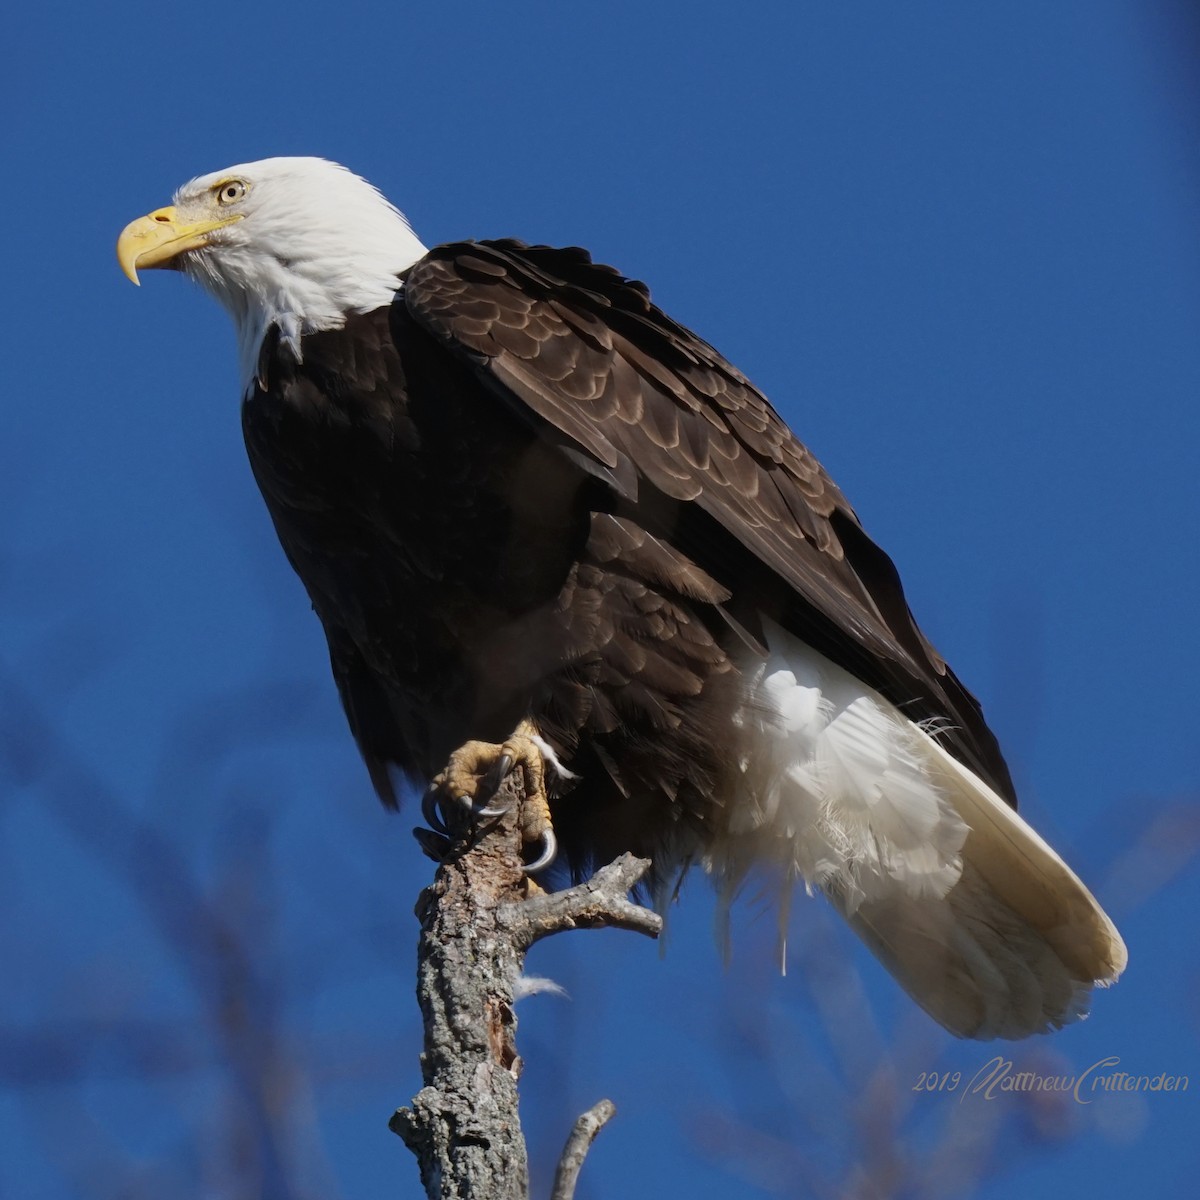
[118,157,1127,1041]
[118,157,428,388]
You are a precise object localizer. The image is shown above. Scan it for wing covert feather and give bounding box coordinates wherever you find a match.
[404,239,1015,804]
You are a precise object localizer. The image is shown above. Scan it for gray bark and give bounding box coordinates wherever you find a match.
[391,767,661,1198]
[550,1100,618,1200]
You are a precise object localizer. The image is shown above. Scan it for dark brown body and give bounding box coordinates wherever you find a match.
[241,240,1014,880]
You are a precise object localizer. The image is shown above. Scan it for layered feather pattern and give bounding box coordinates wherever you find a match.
[726,621,967,912]
[712,623,1126,1038]
[142,158,1127,1041]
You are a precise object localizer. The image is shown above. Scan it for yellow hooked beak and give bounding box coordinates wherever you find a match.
[116,206,242,284]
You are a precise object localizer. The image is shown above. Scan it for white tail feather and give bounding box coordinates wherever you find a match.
[712,623,1126,1039]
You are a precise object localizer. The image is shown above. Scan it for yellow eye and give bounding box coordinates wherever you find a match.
[215,179,248,205]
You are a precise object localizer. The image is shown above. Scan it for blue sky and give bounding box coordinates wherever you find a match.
[3,2,1199,1197]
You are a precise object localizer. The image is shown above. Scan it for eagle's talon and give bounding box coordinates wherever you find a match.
[489,752,515,788]
[523,827,557,874]
[413,826,452,862]
[476,799,513,819]
[421,786,452,836]
[426,721,564,868]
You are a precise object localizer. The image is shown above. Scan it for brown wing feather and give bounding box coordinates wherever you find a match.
[404,240,1016,805]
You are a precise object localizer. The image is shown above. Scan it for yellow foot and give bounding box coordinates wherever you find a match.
[423,719,562,873]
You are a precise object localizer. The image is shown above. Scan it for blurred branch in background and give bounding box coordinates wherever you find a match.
[689,795,1200,1200]
[0,643,411,1200]
[2,567,1197,1198]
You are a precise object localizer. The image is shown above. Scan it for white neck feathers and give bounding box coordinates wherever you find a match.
[176,158,429,391]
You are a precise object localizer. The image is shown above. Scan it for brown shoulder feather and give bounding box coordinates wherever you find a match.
[404,240,1016,804]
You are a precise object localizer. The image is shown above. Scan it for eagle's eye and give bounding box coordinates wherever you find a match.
[215,180,248,206]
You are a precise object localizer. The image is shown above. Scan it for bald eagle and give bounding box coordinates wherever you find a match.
[118,157,1125,1039]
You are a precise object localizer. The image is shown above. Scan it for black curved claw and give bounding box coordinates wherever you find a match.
[481,751,515,798]
[421,786,451,836]
[475,803,511,819]
[413,826,452,862]
[523,827,558,875]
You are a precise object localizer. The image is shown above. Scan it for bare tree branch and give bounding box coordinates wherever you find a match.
[503,854,663,947]
[550,1099,617,1200]
[390,767,660,1198]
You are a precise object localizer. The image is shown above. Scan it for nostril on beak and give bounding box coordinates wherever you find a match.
[153,212,172,223]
